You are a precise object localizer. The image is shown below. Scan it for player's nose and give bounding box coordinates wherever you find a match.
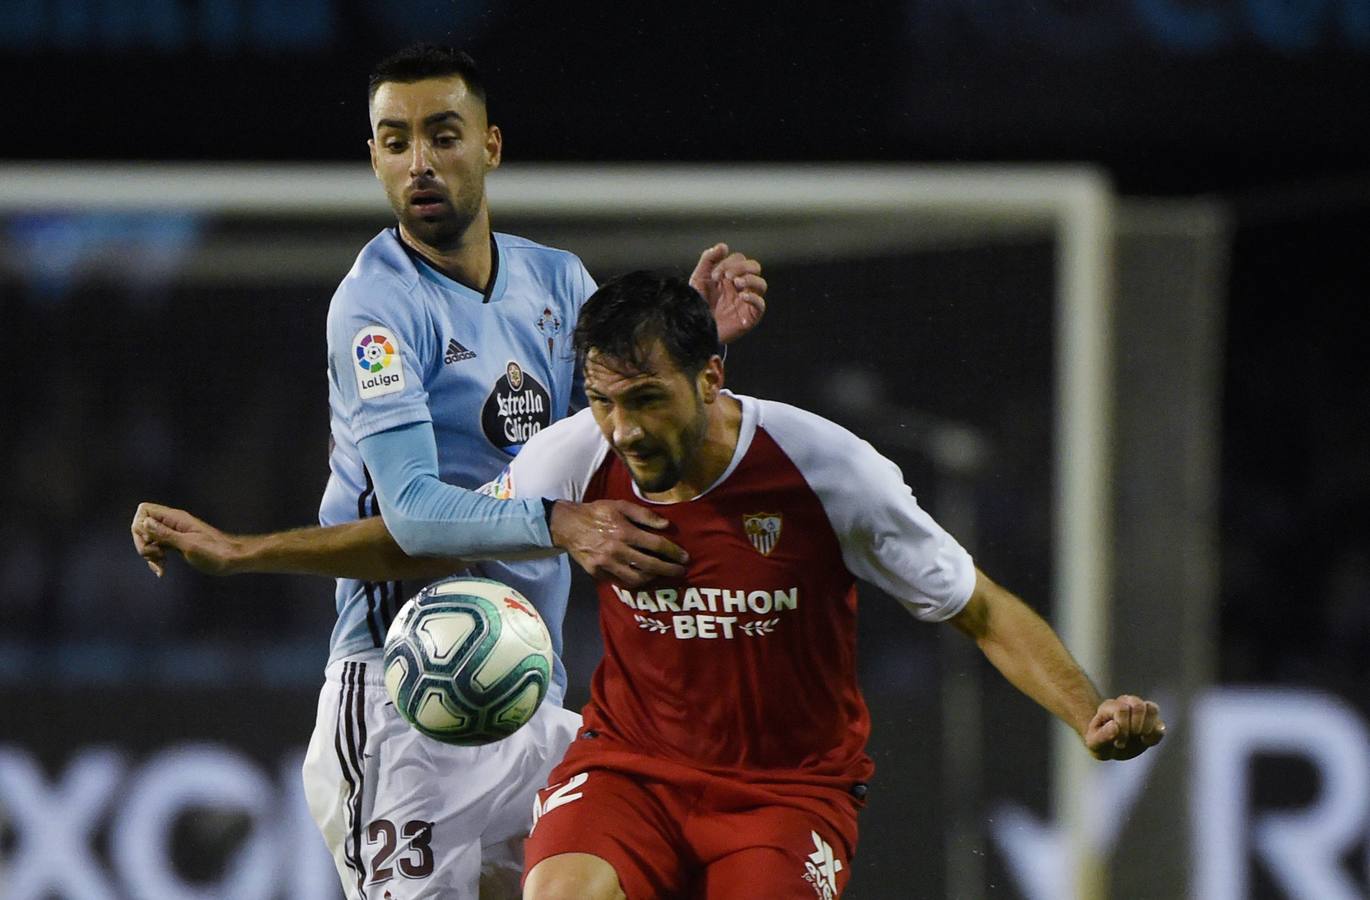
[611,412,644,447]
[408,141,433,177]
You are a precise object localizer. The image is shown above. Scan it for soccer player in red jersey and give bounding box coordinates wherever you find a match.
[138,268,1166,898]
[491,270,1167,899]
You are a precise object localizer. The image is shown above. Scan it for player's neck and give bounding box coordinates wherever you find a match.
[642,394,743,504]
[399,214,494,293]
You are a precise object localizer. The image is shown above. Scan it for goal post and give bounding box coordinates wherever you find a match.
[0,162,1116,899]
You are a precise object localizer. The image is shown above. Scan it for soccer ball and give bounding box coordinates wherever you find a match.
[382,577,554,745]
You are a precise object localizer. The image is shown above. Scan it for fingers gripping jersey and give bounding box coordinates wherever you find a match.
[318,229,596,693]
[496,393,976,784]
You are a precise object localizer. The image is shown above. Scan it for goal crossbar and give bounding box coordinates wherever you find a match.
[0,161,1115,899]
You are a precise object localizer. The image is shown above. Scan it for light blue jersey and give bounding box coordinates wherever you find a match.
[318,228,595,702]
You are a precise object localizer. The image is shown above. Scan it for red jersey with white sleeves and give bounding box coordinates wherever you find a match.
[497,392,975,786]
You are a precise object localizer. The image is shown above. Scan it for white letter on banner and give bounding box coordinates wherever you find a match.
[1193,688,1370,900]
[112,744,277,900]
[0,746,124,900]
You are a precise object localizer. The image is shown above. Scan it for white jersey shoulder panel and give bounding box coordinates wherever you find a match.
[491,408,611,503]
[752,396,976,622]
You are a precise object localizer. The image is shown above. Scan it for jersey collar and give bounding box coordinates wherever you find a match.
[400,231,509,304]
[629,392,758,505]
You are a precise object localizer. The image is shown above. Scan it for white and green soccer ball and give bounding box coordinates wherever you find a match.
[383,577,553,745]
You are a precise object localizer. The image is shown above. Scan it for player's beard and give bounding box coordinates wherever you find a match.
[626,394,709,494]
[630,452,681,494]
[395,185,483,251]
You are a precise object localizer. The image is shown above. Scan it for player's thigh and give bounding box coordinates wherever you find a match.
[302,659,487,899]
[701,841,851,900]
[525,852,627,900]
[695,801,855,900]
[369,709,549,898]
[370,699,583,897]
[480,701,582,846]
[471,702,581,898]
[524,767,690,899]
[303,661,430,898]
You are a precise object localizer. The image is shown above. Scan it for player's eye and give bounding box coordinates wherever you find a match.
[384,140,407,152]
[434,133,458,146]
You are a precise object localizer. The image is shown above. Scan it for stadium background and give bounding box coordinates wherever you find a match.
[2,2,1368,898]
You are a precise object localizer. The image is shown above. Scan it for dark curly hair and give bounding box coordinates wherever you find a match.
[573,271,718,377]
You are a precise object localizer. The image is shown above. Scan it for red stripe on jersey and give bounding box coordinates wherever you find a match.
[580,425,874,786]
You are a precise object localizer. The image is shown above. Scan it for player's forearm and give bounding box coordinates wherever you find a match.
[233,518,467,582]
[381,475,552,557]
[953,571,1102,737]
[360,424,554,558]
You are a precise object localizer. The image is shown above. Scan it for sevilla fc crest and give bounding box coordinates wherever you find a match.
[743,513,783,556]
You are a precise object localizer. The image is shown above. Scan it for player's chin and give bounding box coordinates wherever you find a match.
[627,460,675,493]
[401,210,461,244]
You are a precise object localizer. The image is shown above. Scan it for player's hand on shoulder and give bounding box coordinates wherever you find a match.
[131,501,243,577]
[548,499,689,588]
[689,242,767,344]
[1084,694,1166,761]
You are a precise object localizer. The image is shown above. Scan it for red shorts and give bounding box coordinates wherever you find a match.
[524,732,864,899]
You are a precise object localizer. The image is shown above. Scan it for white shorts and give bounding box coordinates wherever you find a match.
[302,654,581,899]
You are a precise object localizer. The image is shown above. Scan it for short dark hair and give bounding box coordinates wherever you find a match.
[367,43,487,108]
[573,271,718,377]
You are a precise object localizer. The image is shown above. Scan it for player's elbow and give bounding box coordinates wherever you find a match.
[949,575,993,642]
[379,498,462,558]
[380,511,437,557]
[374,478,446,557]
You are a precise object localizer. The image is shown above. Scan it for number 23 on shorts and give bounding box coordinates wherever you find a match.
[365,818,435,885]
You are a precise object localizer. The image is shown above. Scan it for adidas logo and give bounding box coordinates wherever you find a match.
[444,338,477,364]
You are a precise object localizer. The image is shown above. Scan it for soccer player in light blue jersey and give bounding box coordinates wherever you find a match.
[132,44,767,899]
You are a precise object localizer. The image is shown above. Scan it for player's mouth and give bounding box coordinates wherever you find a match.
[620,447,663,467]
[408,190,449,214]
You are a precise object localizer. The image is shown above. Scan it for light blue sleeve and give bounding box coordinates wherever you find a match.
[358,422,553,556]
[327,272,433,441]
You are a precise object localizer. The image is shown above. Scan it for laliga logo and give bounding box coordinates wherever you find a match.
[354,328,405,398]
[356,332,396,374]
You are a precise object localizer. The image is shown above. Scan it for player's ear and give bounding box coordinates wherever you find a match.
[485,125,502,170]
[699,355,724,403]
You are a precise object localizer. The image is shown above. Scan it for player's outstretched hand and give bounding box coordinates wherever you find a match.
[1084,695,1166,761]
[690,243,767,344]
[130,502,169,577]
[548,499,689,588]
[131,502,243,577]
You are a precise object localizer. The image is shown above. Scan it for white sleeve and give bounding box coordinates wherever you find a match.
[480,409,611,503]
[759,400,976,622]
